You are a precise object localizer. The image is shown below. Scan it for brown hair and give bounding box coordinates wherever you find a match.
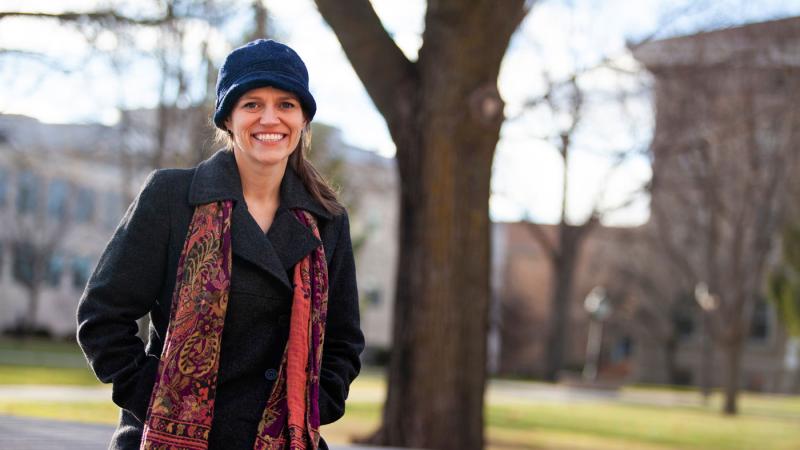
[214,122,345,216]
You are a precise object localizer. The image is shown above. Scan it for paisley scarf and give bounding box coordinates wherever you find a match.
[140,200,328,450]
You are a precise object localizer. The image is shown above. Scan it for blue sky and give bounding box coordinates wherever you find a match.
[1,0,798,225]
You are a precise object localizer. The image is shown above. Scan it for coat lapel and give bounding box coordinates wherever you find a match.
[188,150,331,291]
[231,203,293,289]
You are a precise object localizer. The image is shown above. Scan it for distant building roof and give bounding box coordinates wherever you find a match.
[632,16,800,70]
[0,114,117,160]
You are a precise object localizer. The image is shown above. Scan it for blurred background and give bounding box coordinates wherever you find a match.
[0,1,799,449]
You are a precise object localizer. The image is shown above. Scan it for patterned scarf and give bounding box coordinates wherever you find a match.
[140,200,328,450]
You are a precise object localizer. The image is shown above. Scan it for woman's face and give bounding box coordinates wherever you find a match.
[225,86,306,170]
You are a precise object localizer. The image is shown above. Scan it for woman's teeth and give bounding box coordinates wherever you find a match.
[254,133,284,142]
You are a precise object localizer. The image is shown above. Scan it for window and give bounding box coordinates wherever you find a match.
[72,256,93,290]
[74,187,95,223]
[47,179,70,221]
[749,299,770,342]
[16,171,39,215]
[46,252,64,288]
[13,242,34,286]
[672,292,697,340]
[0,167,8,207]
[104,191,124,230]
[364,289,382,307]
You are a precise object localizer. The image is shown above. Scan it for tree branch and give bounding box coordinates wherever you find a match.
[313,0,418,139]
[0,10,172,27]
[524,221,559,261]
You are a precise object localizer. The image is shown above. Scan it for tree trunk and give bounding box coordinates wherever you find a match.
[722,337,743,415]
[24,285,41,334]
[545,252,575,381]
[699,313,714,403]
[543,221,593,381]
[24,251,48,334]
[663,337,678,385]
[314,1,529,448]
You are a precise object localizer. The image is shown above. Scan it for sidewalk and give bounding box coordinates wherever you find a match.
[0,380,709,407]
[0,414,404,450]
[0,415,114,450]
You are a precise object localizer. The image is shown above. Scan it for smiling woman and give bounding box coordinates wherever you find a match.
[76,39,364,450]
[225,87,307,184]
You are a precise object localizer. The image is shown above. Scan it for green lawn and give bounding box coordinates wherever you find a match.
[1,339,799,449]
[0,337,88,368]
[0,365,100,385]
[0,337,99,384]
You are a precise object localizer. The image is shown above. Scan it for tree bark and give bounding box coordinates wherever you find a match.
[722,336,743,415]
[545,251,574,380]
[537,221,596,381]
[663,337,678,385]
[314,1,529,448]
[24,284,41,333]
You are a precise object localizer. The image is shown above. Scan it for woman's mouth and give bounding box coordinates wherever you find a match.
[253,132,286,142]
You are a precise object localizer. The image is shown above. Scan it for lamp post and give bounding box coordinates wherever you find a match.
[583,286,611,382]
[694,282,718,403]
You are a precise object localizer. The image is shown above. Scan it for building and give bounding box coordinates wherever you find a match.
[0,115,131,336]
[627,16,800,393]
[486,17,800,393]
[0,114,399,352]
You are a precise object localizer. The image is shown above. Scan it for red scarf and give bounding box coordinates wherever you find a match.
[140,201,327,450]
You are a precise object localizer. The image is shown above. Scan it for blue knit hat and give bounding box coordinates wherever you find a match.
[213,39,316,130]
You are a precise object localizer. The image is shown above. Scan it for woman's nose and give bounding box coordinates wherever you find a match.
[259,106,280,124]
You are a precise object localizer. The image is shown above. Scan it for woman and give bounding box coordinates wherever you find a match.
[77,39,364,450]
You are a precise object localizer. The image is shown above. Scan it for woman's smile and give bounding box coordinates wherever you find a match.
[225,86,307,169]
[253,132,287,143]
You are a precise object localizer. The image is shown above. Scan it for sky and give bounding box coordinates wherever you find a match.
[1,0,799,226]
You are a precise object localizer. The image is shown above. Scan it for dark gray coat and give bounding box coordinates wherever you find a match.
[76,150,364,450]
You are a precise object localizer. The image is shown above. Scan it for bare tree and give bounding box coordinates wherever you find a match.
[611,226,701,387]
[0,151,70,335]
[0,1,272,342]
[520,74,601,381]
[634,21,800,413]
[508,59,650,380]
[313,1,532,448]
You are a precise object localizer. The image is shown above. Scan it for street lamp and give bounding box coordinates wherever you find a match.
[583,286,611,382]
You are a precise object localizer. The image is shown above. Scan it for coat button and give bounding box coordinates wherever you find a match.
[264,368,278,381]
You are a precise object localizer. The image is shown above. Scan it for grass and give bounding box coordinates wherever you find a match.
[0,365,99,385]
[0,401,119,424]
[0,337,100,385]
[3,397,797,450]
[0,337,88,368]
[1,339,799,449]
[0,337,84,354]
[486,402,799,450]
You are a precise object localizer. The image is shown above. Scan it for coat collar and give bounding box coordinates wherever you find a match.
[188,149,331,290]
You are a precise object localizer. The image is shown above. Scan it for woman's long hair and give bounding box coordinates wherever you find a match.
[215,122,345,216]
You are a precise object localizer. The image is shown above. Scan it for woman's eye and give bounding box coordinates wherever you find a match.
[280,101,297,109]
[242,102,259,110]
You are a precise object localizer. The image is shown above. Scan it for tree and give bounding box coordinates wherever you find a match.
[767,224,800,393]
[0,1,272,340]
[313,1,532,448]
[612,227,701,387]
[519,74,597,381]
[508,57,650,380]
[0,1,272,175]
[0,151,70,335]
[634,21,800,413]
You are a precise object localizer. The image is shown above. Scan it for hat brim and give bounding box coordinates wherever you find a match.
[213,71,317,129]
